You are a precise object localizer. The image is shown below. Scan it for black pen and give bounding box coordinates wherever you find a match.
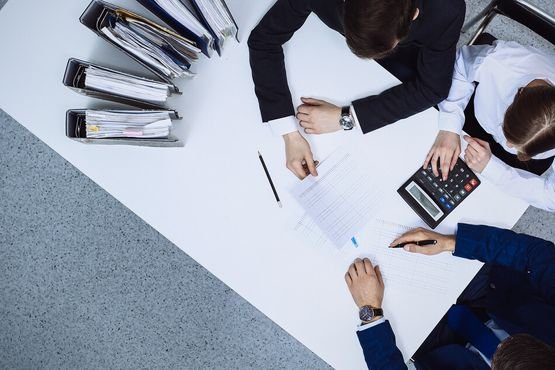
[258,151,282,208]
[389,239,437,249]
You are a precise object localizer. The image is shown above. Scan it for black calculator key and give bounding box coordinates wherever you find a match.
[398,158,481,229]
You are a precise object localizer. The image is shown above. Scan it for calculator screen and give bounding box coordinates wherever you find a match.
[406,182,444,221]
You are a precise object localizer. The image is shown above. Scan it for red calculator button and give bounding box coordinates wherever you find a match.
[464,183,473,192]
[470,178,478,186]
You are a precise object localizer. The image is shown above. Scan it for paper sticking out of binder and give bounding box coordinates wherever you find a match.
[86,65,171,103]
[66,109,183,147]
[63,58,181,109]
[80,0,200,81]
[85,110,173,138]
[137,0,239,57]
[191,0,239,50]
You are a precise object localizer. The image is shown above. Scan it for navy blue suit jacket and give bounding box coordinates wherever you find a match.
[356,224,555,369]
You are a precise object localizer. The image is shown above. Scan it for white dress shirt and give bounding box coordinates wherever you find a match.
[438,41,555,211]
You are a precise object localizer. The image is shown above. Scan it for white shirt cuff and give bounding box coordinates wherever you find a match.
[438,111,464,135]
[481,155,507,183]
[350,105,364,135]
[267,115,298,137]
[357,317,386,331]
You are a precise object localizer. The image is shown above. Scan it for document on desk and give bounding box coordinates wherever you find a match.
[291,149,384,249]
[346,218,457,294]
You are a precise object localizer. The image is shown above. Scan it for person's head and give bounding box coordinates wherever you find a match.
[503,81,555,161]
[492,334,555,370]
[344,0,418,59]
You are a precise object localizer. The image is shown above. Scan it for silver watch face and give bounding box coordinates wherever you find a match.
[359,306,375,321]
[340,115,354,130]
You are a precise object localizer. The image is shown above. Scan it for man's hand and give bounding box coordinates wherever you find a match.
[463,135,492,173]
[345,258,384,309]
[423,130,461,180]
[296,97,342,134]
[390,228,455,255]
[283,131,318,180]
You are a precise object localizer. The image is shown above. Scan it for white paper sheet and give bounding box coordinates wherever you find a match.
[343,218,456,294]
[291,149,384,248]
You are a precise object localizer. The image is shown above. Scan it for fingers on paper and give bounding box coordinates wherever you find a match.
[374,265,384,286]
[390,227,427,246]
[348,261,358,278]
[288,160,307,180]
[363,258,374,275]
[344,272,352,285]
[305,158,318,176]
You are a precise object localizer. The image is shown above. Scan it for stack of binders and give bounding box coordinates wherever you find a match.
[64,0,238,147]
[63,58,181,109]
[66,109,182,147]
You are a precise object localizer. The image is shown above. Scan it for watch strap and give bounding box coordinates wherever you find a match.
[341,105,350,117]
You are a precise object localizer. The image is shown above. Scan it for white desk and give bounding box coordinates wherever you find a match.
[0,1,529,368]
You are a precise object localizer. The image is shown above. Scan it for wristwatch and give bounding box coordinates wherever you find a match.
[359,305,384,323]
[339,105,354,130]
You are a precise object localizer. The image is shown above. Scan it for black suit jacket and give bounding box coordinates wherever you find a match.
[248,0,466,133]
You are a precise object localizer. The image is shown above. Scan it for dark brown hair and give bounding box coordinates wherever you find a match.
[344,0,417,59]
[492,334,555,370]
[503,85,555,161]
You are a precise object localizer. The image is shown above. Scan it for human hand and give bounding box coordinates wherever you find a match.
[345,258,384,309]
[283,131,318,180]
[423,130,461,180]
[390,227,455,255]
[296,97,342,134]
[463,135,492,173]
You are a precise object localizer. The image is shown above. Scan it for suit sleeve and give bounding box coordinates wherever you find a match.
[357,321,407,370]
[352,1,466,134]
[247,0,312,122]
[455,223,555,304]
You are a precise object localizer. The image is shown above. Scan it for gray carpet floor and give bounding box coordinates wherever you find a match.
[1,0,554,369]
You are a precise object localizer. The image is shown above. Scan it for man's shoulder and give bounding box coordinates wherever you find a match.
[425,0,465,22]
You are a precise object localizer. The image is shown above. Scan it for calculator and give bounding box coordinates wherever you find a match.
[397,158,481,228]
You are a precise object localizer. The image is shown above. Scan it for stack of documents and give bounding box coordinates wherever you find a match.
[84,65,173,104]
[84,110,173,139]
[148,0,215,53]
[191,0,239,52]
[139,0,238,55]
[100,9,200,79]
